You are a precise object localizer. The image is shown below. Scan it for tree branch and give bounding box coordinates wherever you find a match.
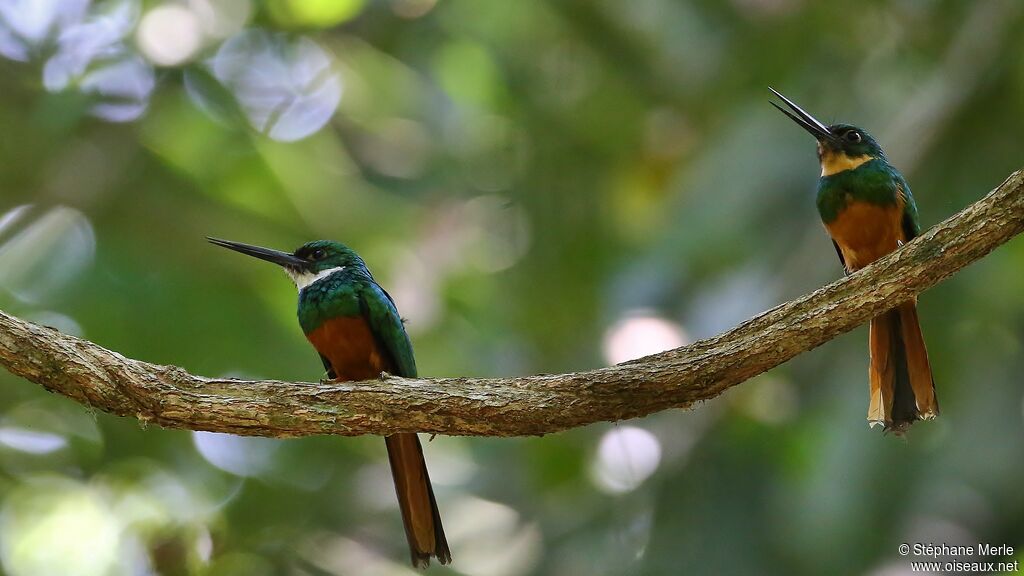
[2,170,1023,437]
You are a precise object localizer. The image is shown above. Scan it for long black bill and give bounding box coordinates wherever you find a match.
[769,87,832,141]
[207,237,308,269]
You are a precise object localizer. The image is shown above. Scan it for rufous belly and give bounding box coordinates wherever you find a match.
[825,200,905,272]
[305,315,390,380]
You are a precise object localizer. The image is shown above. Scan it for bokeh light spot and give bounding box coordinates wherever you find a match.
[211,29,342,141]
[391,0,437,19]
[0,205,96,304]
[188,0,252,39]
[0,0,90,61]
[137,5,202,66]
[445,497,543,576]
[0,428,67,455]
[591,426,662,494]
[602,310,689,365]
[266,0,365,28]
[192,431,280,477]
[41,1,138,92]
[0,479,121,576]
[80,55,155,122]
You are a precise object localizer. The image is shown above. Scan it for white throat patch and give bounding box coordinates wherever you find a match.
[287,266,345,291]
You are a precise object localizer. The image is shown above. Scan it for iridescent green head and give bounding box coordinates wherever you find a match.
[823,122,883,155]
[769,88,886,175]
[292,240,365,273]
[207,237,367,290]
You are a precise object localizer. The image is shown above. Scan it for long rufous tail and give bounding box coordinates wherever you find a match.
[867,301,939,432]
[384,433,450,568]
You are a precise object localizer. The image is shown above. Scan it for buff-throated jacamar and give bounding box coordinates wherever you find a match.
[769,88,939,432]
[208,237,450,567]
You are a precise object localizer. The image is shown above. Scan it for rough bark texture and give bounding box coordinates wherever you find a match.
[1,170,1022,438]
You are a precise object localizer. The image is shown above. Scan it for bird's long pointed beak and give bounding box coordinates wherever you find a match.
[769,87,833,141]
[207,237,308,269]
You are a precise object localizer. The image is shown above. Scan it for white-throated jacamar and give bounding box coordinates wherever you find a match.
[769,88,939,432]
[208,237,450,567]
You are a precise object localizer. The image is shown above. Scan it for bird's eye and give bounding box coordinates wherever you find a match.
[311,249,326,260]
[845,131,862,143]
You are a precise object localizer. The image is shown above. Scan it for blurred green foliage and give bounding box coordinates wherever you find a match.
[1,1,1023,575]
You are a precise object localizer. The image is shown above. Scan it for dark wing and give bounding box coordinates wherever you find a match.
[359,281,418,378]
[319,354,337,379]
[832,240,849,275]
[895,175,921,242]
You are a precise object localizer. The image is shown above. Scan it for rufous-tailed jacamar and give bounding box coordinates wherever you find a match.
[208,237,450,567]
[769,88,939,432]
